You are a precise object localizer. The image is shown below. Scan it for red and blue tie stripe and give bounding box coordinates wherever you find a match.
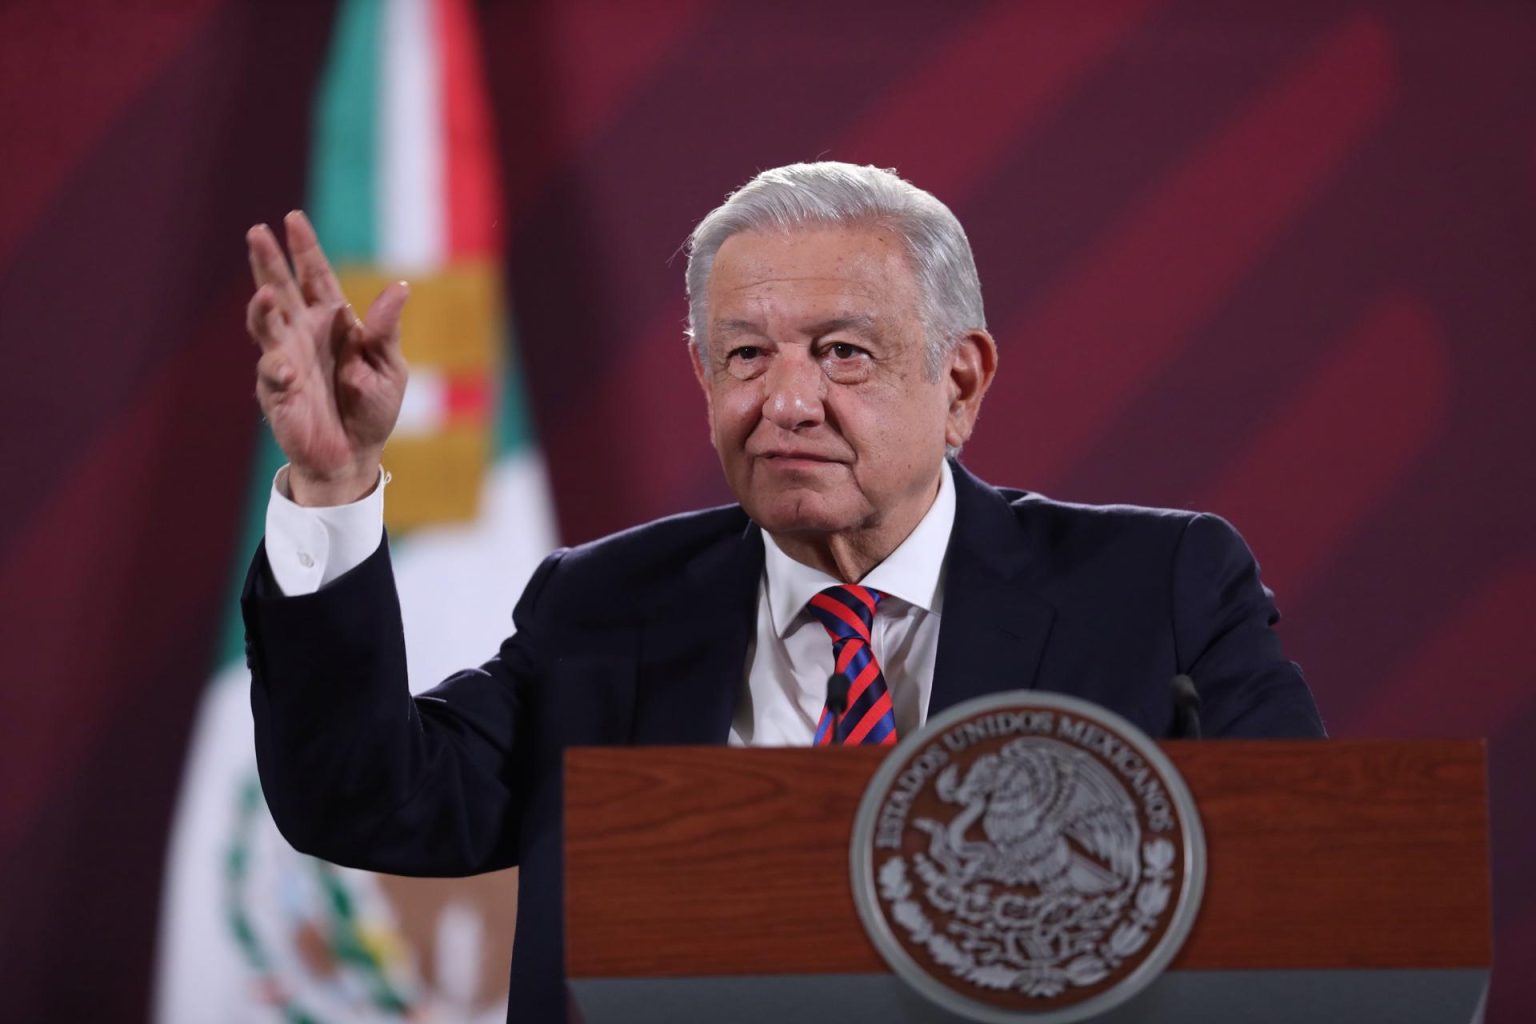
[808,585,898,746]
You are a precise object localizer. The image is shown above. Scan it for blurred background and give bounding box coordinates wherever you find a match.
[1,0,1532,1020]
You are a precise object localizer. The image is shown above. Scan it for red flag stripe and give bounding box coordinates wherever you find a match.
[436,0,501,260]
[443,372,493,423]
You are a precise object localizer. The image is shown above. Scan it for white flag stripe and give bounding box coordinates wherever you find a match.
[392,454,559,689]
[378,0,444,271]
[152,659,258,1024]
[394,368,447,436]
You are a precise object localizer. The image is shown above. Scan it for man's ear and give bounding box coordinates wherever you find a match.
[944,329,998,449]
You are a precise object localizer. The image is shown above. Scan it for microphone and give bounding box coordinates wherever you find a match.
[826,674,850,744]
[1170,674,1202,740]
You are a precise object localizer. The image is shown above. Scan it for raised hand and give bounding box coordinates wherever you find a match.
[246,211,409,506]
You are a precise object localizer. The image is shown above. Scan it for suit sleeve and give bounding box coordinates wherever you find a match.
[1169,513,1326,738]
[242,535,565,876]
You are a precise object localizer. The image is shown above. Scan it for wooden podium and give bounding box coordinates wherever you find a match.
[565,741,1490,1022]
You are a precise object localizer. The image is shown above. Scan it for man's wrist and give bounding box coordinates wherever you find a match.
[286,461,383,507]
[266,464,387,595]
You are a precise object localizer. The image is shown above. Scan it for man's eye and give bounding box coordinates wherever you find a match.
[724,345,766,379]
[827,342,864,360]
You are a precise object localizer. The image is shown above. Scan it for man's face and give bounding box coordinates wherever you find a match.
[691,225,989,566]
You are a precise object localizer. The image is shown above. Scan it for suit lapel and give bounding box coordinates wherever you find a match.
[630,518,762,744]
[930,462,1056,715]
[626,465,1051,740]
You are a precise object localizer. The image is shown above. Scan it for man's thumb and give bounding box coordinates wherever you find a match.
[363,281,410,341]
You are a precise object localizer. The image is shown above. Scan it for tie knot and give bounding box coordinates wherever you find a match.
[807,585,883,641]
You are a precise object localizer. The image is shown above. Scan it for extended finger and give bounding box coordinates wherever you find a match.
[246,223,305,316]
[285,210,346,306]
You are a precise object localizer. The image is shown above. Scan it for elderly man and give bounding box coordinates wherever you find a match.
[242,162,1322,1021]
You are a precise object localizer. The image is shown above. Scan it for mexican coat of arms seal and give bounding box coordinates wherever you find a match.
[850,691,1206,1023]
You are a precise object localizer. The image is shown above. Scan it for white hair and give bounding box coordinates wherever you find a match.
[684,162,986,377]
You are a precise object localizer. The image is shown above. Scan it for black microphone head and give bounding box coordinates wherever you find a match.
[1170,674,1202,739]
[826,673,850,715]
[1171,674,1200,710]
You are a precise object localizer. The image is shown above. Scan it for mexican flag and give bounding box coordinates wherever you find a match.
[153,1,557,1020]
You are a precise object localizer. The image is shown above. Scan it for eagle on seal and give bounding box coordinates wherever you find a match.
[920,738,1140,895]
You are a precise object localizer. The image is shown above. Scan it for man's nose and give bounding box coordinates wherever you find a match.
[761,351,824,431]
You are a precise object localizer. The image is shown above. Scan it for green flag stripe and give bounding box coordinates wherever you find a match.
[494,321,537,457]
[310,0,382,263]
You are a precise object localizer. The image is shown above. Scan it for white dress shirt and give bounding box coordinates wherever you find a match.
[730,462,953,745]
[264,462,956,746]
[264,466,389,594]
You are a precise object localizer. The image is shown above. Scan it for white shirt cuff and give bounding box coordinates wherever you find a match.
[264,465,386,596]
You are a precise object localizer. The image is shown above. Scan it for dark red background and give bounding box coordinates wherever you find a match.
[2,1,1532,1019]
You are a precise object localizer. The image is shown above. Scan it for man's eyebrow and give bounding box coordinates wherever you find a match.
[808,314,879,338]
[711,313,881,341]
[712,318,768,339]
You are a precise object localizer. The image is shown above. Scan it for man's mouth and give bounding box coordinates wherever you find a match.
[758,449,838,464]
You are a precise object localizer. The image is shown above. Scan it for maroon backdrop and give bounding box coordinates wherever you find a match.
[2,1,1532,1020]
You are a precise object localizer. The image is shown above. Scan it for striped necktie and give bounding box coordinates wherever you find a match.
[808,585,898,746]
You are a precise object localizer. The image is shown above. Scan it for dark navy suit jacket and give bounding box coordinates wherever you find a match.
[242,461,1323,1022]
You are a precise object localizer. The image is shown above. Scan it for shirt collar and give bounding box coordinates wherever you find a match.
[762,460,956,638]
